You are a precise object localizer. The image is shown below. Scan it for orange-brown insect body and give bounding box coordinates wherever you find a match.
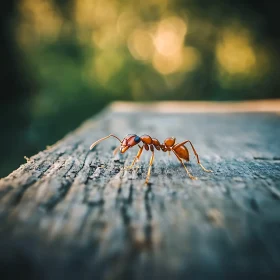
[173,145,190,161]
[90,133,212,183]
[120,134,178,153]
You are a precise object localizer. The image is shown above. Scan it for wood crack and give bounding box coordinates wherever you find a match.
[144,183,153,249]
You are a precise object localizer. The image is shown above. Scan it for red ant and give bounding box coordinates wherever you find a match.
[90,134,212,184]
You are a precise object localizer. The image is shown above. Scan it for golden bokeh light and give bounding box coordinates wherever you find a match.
[117,9,141,39]
[92,26,122,49]
[75,0,120,45]
[127,28,155,61]
[18,0,198,80]
[75,0,118,28]
[16,0,274,98]
[152,46,200,75]
[181,47,201,72]
[152,51,183,75]
[153,16,187,56]
[150,16,192,75]
[92,0,119,28]
[216,28,256,74]
[75,0,96,28]
[18,0,62,44]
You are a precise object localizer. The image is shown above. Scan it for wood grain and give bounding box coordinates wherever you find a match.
[0,101,280,280]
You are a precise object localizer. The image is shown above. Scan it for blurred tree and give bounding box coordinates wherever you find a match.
[0,1,34,177]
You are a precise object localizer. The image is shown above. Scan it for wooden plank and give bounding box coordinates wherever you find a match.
[0,101,280,279]
[110,99,280,113]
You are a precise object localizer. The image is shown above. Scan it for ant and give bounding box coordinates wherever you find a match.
[89,134,212,184]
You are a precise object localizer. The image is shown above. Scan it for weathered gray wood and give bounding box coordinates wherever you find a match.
[0,101,280,280]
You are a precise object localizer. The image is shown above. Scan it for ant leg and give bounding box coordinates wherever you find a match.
[145,151,155,184]
[171,150,197,180]
[173,140,212,173]
[113,145,121,156]
[125,145,143,170]
[198,163,212,173]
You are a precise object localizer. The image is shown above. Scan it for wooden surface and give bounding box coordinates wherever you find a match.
[1,101,280,280]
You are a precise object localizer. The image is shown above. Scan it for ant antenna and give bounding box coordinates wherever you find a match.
[90,134,121,150]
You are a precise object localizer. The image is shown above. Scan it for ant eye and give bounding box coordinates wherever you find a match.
[134,136,140,143]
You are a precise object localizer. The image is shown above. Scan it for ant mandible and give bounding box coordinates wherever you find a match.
[89,134,212,184]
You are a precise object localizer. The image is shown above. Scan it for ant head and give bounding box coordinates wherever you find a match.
[120,134,141,153]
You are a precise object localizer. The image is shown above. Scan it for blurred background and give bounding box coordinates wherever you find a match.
[1,0,279,177]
